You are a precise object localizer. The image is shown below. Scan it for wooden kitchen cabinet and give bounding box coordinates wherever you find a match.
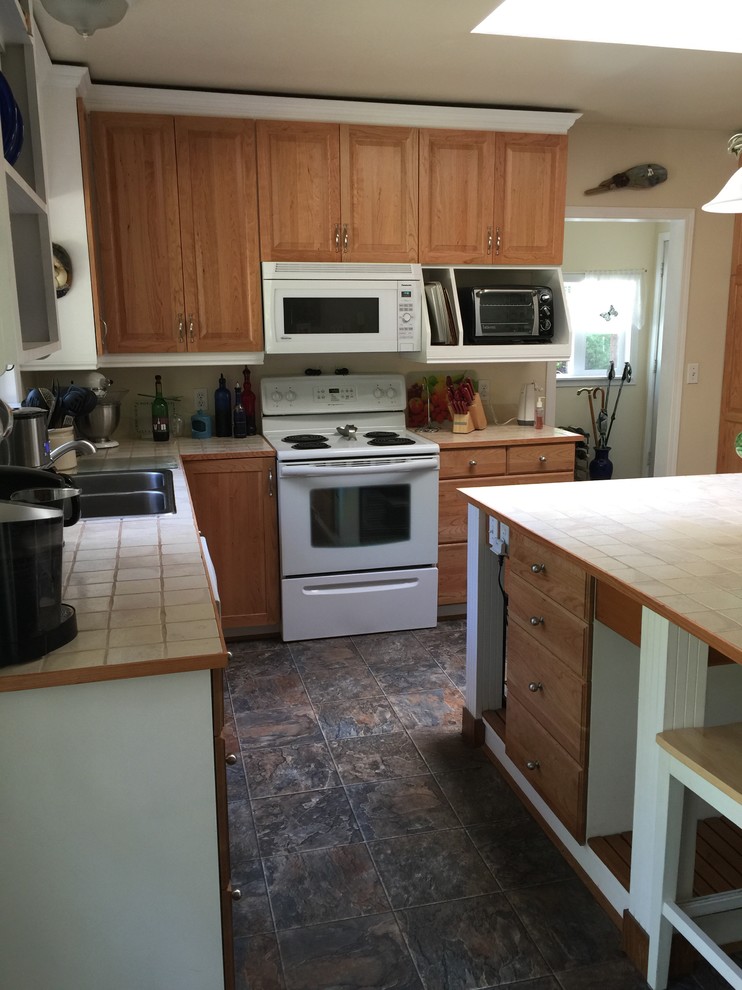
[437,437,576,605]
[183,454,280,629]
[90,113,262,354]
[256,120,418,262]
[419,129,567,265]
[717,214,742,471]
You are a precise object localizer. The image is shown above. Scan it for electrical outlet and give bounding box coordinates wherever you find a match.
[478,380,490,400]
[194,387,207,411]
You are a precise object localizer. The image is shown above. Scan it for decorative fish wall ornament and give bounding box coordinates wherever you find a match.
[584,164,668,196]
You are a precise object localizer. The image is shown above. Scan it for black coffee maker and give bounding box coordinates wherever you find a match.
[0,466,80,666]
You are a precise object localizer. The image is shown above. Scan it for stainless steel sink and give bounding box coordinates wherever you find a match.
[77,469,176,519]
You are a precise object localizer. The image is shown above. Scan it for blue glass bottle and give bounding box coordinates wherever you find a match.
[214,373,232,437]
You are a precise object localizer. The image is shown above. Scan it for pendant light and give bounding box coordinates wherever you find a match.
[703,134,742,213]
[39,0,131,38]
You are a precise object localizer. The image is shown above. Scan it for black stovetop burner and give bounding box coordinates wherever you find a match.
[292,441,331,449]
[367,435,416,447]
[283,433,327,443]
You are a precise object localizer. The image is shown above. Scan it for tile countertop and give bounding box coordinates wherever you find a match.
[434,425,581,448]
[0,437,274,693]
[461,473,742,667]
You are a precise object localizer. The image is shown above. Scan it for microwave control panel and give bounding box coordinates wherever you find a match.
[397,281,419,352]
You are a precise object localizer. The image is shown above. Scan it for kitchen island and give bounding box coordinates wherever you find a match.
[460,474,742,978]
[0,436,272,990]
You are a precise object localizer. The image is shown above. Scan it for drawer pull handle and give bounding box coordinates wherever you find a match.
[530,563,546,573]
[469,459,477,467]
[530,616,544,626]
[231,888,242,901]
[526,760,540,770]
[539,455,547,463]
[528,681,543,692]
[226,753,238,765]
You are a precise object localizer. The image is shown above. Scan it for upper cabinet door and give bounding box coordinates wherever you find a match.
[494,133,567,265]
[340,125,418,262]
[90,113,185,353]
[176,117,262,352]
[419,129,496,264]
[256,120,341,261]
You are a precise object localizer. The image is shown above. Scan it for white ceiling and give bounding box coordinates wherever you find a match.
[33,0,742,132]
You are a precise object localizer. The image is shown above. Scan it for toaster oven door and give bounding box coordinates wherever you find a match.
[473,288,540,340]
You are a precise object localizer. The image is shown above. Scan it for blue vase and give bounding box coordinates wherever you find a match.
[589,446,613,480]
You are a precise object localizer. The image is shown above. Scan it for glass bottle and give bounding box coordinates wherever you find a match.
[151,374,170,442]
[214,373,232,437]
[242,366,257,436]
[233,384,247,438]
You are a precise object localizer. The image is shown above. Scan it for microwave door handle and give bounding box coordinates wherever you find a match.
[280,456,440,478]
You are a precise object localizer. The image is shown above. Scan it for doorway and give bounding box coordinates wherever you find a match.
[563,207,694,478]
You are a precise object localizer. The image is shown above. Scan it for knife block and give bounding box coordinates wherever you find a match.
[450,410,474,434]
[470,394,488,430]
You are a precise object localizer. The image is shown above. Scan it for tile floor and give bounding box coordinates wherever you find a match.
[224,621,733,990]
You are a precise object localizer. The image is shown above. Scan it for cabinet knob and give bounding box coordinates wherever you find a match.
[530,563,545,573]
[528,681,543,692]
[231,888,242,901]
[526,760,540,770]
[334,223,340,251]
[530,616,544,626]
[226,753,238,765]
[469,459,477,467]
[227,651,233,661]
[539,455,547,463]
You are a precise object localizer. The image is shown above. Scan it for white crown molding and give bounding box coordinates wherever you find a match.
[82,83,581,133]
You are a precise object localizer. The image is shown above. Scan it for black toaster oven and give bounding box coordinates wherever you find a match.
[458,286,554,344]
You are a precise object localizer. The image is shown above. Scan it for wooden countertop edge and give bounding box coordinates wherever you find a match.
[0,650,230,694]
[460,489,742,668]
[180,447,274,461]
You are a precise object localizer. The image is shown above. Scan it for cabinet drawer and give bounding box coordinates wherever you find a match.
[506,693,586,842]
[507,573,589,677]
[440,447,507,480]
[507,443,575,476]
[508,531,589,619]
[507,622,588,763]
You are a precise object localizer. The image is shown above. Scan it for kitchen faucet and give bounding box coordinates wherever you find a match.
[42,439,96,470]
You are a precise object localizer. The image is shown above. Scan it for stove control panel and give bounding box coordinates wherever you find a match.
[262,374,406,415]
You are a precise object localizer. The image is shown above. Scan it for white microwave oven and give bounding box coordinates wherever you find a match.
[262,262,423,354]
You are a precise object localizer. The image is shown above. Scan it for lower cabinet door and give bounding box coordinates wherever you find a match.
[506,693,586,843]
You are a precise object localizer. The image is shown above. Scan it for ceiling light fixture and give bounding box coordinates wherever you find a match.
[39,0,131,37]
[702,135,742,213]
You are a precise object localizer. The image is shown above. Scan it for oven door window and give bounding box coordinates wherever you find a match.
[284,296,380,336]
[310,484,410,547]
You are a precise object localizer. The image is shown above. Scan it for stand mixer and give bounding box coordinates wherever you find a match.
[76,379,128,448]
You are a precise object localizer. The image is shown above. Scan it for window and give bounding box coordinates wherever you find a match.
[558,270,643,379]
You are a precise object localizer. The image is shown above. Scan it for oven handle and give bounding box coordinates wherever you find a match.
[279,455,440,478]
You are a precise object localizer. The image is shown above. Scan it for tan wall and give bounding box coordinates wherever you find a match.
[566,123,736,475]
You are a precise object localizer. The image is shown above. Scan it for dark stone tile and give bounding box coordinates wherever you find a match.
[226,759,249,804]
[368,827,499,908]
[228,792,260,866]
[231,859,273,937]
[228,638,296,678]
[555,957,649,989]
[346,774,459,840]
[495,980,560,990]
[243,740,340,798]
[330,731,428,785]
[467,818,573,889]
[252,786,362,855]
[413,620,467,658]
[374,666,457,695]
[233,704,324,750]
[299,662,382,703]
[289,637,363,667]
[278,913,422,990]
[398,892,550,990]
[234,932,285,990]
[230,672,310,713]
[433,651,466,689]
[506,877,624,972]
[316,697,403,740]
[435,764,530,826]
[673,954,742,989]
[387,686,464,731]
[352,630,436,670]
[410,729,489,772]
[264,845,390,930]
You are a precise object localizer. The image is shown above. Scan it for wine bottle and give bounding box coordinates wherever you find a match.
[214,373,232,437]
[152,374,170,442]
[233,384,247,439]
[242,366,257,436]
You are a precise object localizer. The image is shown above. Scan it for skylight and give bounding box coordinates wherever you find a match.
[472,0,742,54]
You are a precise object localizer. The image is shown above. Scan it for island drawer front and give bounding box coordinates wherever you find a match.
[508,531,589,619]
[507,574,589,677]
[506,693,586,843]
[440,447,507,480]
[507,622,588,764]
[506,443,575,476]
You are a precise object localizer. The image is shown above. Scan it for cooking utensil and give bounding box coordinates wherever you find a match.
[76,402,122,446]
[336,424,357,438]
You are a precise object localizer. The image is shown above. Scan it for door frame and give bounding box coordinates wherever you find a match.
[565,206,695,478]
